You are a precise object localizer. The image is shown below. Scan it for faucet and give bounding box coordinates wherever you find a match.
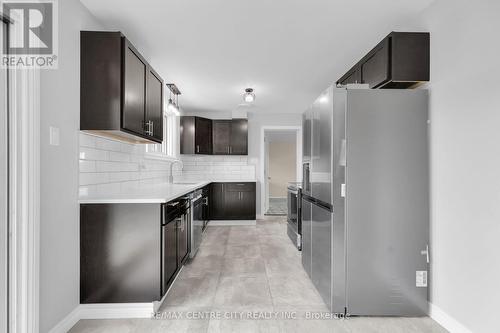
[168,160,183,183]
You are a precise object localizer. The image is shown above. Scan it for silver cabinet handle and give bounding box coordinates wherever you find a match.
[196,145,200,153]
[150,120,154,136]
[144,120,153,136]
[229,146,232,154]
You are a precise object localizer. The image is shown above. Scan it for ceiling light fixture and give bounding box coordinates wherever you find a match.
[166,83,181,116]
[243,88,255,103]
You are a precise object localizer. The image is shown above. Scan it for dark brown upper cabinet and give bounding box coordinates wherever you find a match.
[212,119,248,155]
[230,119,248,155]
[180,116,212,154]
[146,68,164,142]
[181,117,248,155]
[337,32,430,89]
[212,120,232,154]
[338,67,362,85]
[81,31,164,144]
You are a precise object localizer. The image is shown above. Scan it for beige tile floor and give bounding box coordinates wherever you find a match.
[69,216,448,333]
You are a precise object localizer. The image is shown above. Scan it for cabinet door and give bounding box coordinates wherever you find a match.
[361,39,390,88]
[177,216,189,265]
[122,39,147,136]
[210,183,225,219]
[161,221,178,295]
[230,119,248,155]
[195,117,212,154]
[212,120,231,155]
[224,190,241,219]
[180,116,195,154]
[146,67,163,142]
[239,191,256,219]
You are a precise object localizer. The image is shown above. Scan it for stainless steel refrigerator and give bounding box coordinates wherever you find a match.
[301,86,429,316]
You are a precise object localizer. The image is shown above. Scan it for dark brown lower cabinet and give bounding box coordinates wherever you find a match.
[80,204,161,303]
[209,182,256,220]
[80,200,190,304]
[161,219,177,295]
[210,183,225,219]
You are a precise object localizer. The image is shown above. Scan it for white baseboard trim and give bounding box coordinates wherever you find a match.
[208,220,256,226]
[49,303,154,333]
[79,303,154,319]
[48,306,81,333]
[429,302,473,333]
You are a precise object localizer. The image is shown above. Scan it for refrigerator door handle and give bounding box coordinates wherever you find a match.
[303,163,311,194]
[421,245,430,263]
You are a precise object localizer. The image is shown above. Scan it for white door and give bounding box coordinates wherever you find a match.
[0,19,9,333]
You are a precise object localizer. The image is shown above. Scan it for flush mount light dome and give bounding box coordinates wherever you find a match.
[243,88,255,103]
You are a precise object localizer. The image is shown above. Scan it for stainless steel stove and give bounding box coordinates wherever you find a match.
[287,182,302,250]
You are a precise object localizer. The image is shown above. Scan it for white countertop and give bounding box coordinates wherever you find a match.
[78,180,256,204]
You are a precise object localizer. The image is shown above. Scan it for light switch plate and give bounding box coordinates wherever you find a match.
[49,126,60,146]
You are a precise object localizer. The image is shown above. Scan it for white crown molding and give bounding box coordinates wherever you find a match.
[429,302,473,333]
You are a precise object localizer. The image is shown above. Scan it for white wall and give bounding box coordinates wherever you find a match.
[39,1,103,332]
[268,141,296,197]
[414,1,500,332]
[248,112,302,215]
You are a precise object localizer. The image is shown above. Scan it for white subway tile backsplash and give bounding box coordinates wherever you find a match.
[109,151,131,162]
[95,138,123,152]
[79,132,173,189]
[178,155,255,181]
[79,160,96,173]
[80,147,108,161]
[80,173,109,186]
[79,132,256,191]
[79,133,96,148]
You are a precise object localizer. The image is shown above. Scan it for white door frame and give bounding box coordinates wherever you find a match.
[5,16,41,333]
[260,126,302,216]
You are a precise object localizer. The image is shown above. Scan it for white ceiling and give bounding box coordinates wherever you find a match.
[80,0,433,114]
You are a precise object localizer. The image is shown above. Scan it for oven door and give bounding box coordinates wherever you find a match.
[287,188,298,231]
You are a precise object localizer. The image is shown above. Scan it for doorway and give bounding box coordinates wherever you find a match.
[262,127,301,216]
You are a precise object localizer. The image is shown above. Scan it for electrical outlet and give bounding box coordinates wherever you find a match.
[416,271,428,287]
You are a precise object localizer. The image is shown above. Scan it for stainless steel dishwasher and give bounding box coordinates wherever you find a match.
[189,189,203,258]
